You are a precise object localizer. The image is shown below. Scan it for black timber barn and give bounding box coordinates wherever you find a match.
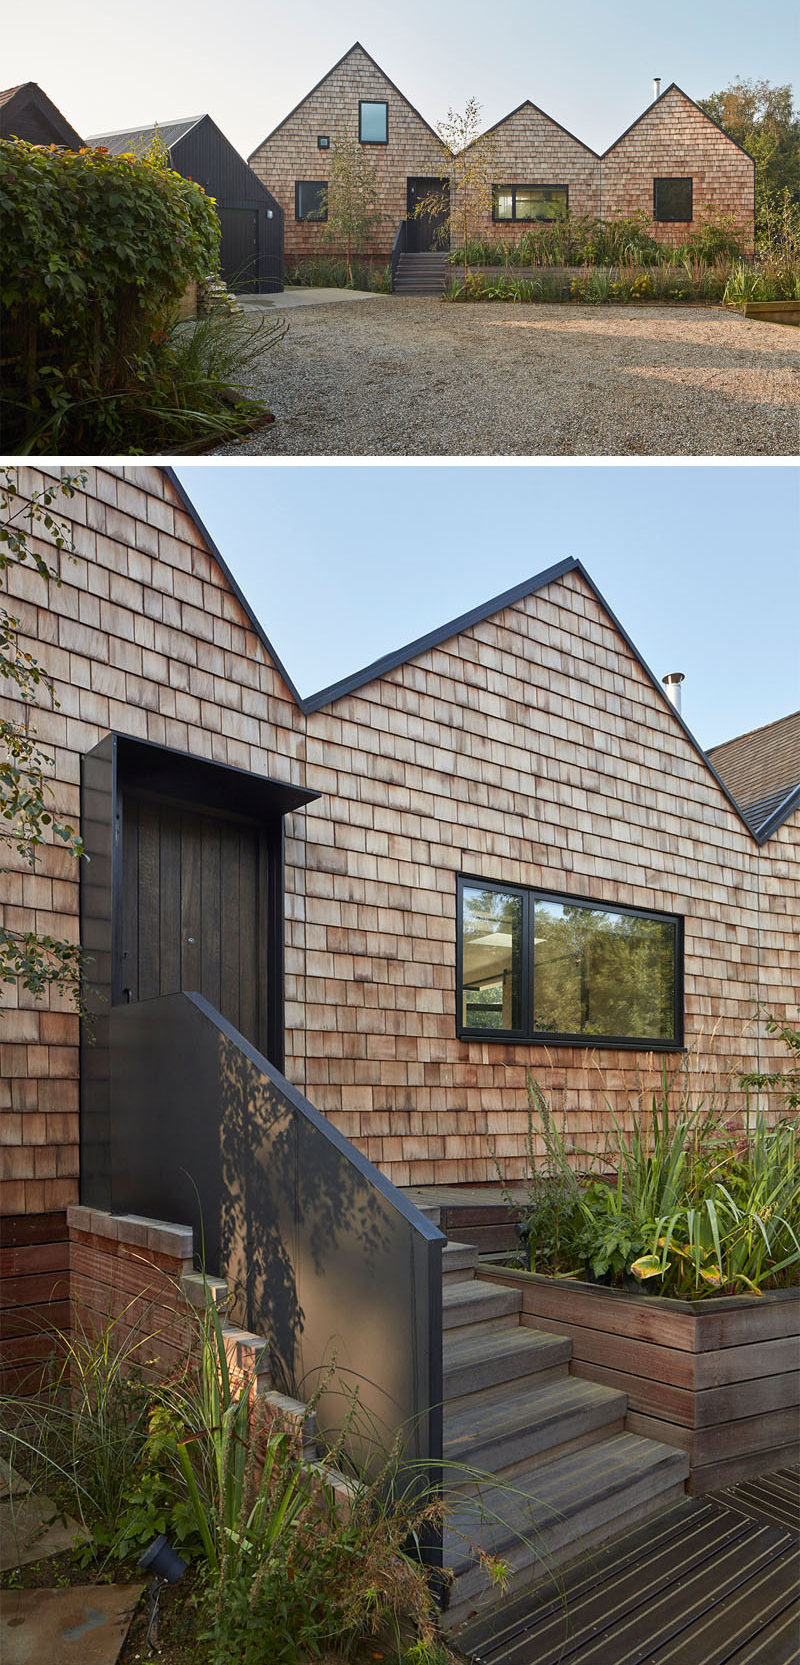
[89,115,284,293]
[0,83,83,147]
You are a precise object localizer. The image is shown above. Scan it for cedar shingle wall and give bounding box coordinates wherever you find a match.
[601,87,754,247]
[474,105,600,242]
[0,466,795,1211]
[249,45,446,265]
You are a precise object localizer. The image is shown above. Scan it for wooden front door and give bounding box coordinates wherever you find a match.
[120,792,269,1052]
[406,178,450,252]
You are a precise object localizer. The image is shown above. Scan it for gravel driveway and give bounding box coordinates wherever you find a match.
[214,296,799,457]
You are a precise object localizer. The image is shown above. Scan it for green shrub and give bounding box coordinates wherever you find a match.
[287,256,391,292]
[0,141,278,452]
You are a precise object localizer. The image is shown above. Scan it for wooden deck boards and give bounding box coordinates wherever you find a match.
[458,1469,800,1665]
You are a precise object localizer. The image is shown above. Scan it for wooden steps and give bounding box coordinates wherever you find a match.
[439,1241,690,1630]
[393,253,449,296]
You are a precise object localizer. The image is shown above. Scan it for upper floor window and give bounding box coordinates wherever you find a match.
[493,185,569,223]
[295,180,327,221]
[359,100,388,144]
[654,177,692,222]
[457,877,683,1049]
[317,135,330,150]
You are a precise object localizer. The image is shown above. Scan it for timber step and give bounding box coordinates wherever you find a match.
[393,253,450,295]
[443,1241,479,1283]
[443,1278,522,1333]
[444,1374,627,1477]
[444,1432,690,1627]
[444,1325,572,1401]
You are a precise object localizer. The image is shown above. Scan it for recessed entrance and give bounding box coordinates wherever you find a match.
[406,177,450,252]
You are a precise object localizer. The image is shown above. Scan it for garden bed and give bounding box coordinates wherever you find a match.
[478,1261,800,1495]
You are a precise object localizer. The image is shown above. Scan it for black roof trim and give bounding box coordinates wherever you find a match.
[0,80,83,149]
[166,472,758,844]
[248,40,441,158]
[479,98,599,159]
[751,783,800,845]
[164,468,305,708]
[602,80,755,164]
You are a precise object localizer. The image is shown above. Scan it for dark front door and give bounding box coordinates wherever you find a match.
[120,792,269,1052]
[218,207,260,292]
[406,178,450,252]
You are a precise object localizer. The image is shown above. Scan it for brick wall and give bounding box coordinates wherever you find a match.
[0,467,795,1213]
[249,44,446,265]
[601,86,754,247]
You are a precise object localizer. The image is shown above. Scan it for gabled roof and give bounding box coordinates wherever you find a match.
[0,81,83,148]
[602,80,755,163]
[708,711,800,840]
[479,98,599,159]
[88,116,203,155]
[248,40,441,158]
[166,468,764,845]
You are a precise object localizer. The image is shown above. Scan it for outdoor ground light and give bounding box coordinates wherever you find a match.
[138,1535,188,1649]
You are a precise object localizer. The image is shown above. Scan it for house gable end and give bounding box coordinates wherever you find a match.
[0,81,83,148]
[602,82,755,166]
[248,40,440,157]
[482,98,599,159]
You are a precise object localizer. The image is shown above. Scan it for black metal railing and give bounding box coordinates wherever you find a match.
[391,219,407,291]
[108,992,444,1540]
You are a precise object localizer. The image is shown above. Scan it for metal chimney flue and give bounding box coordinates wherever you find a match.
[653,76,662,100]
[662,671,685,715]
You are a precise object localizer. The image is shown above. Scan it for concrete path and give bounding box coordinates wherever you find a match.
[237,285,384,310]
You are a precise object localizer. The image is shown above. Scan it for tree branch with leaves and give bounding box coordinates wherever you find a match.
[1,468,89,1013]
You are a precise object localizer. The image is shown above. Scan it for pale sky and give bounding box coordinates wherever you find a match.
[173,463,799,753]
[6,0,799,162]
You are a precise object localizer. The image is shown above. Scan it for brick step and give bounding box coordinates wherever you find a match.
[443,1324,572,1402]
[443,1278,522,1335]
[444,1373,627,1479]
[443,1433,691,1629]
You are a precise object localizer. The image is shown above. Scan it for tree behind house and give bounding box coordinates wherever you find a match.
[321,137,384,286]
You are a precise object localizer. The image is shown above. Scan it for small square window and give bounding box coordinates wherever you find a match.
[317,135,329,150]
[359,100,388,144]
[654,177,692,222]
[295,180,327,222]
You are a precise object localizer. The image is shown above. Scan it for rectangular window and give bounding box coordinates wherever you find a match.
[317,135,330,150]
[653,177,692,222]
[493,185,569,224]
[295,180,327,222]
[359,100,388,144]
[457,877,682,1049]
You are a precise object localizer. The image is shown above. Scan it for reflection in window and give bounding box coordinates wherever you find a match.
[461,886,522,1032]
[493,185,569,223]
[359,101,388,143]
[533,899,676,1042]
[295,180,328,221]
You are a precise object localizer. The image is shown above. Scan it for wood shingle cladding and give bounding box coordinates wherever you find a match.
[0,468,796,1217]
[600,84,755,248]
[248,42,446,265]
[247,50,754,263]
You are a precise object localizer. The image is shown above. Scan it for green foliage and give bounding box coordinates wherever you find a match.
[320,136,385,285]
[287,255,391,292]
[0,469,88,1013]
[0,140,279,452]
[495,1080,587,1274]
[698,78,800,233]
[741,1012,800,1110]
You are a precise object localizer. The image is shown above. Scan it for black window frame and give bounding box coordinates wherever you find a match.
[456,874,684,1051]
[317,135,330,150]
[492,183,570,224]
[294,179,328,222]
[359,99,389,145]
[653,176,693,223]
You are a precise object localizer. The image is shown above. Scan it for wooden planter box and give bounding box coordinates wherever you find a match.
[481,1263,800,1495]
[740,300,800,325]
